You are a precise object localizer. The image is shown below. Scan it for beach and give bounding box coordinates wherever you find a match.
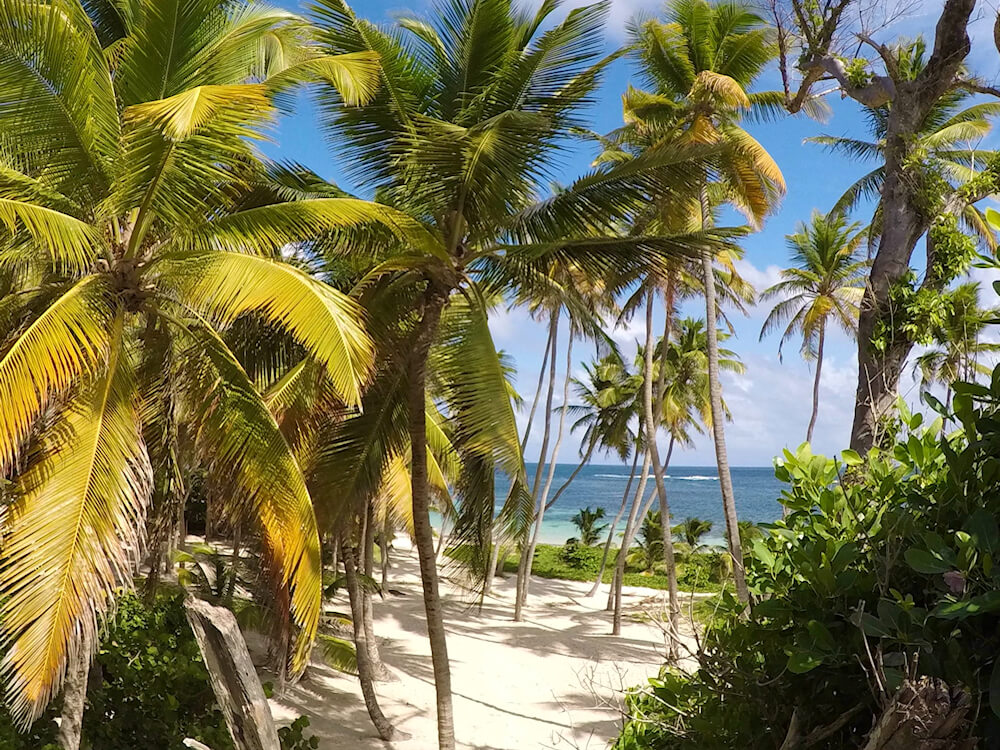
[270,538,700,749]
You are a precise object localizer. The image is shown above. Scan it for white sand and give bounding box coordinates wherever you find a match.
[270,539,701,750]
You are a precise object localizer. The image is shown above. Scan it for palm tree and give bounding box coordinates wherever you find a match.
[913,282,1000,412]
[759,211,869,443]
[627,0,786,605]
[569,507,608,546]
[672,517,714,552]
[310,2,726,745]
[0,0,388,732]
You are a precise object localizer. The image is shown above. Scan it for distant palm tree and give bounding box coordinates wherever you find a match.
[913,282,1000,412]
[672,517,714,552]
[569,507,608,547]
[760,211,869,442]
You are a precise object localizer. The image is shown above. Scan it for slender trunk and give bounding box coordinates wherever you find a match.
[544,433,596,512]
[343,538,398,741]
[520,320,554,454]
[485,537,501,595]
[380,513,390,591]
[806,322,826,444]
[519,332,573,612]
[407,287,455,750]
[58,628,93,750]
[641,288,680,654]
[613,449,652,635]
[361,504,387,680]
[515,309,559,622]
[588,450,640,597]
[700,187,749,606]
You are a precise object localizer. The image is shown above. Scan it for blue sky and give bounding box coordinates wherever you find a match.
[267,0,1000,466]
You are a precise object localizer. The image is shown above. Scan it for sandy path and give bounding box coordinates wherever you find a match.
[270,539,699,750]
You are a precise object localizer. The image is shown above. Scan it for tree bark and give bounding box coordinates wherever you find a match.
[184,598,280,750]
[407,286,455,750]
[515,309,559,622]
[806,322,825,444]
[380,513,391,591]
[588,449,641,597]
[702,249,749,605]
[641,287,680,655]
[613,449,651,635]
[343,538,399,741]
[519,332,573,612]
[862,678,974,750]
[361,504,388,681]
[57,626,93,750]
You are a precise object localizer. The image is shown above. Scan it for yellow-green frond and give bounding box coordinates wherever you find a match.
[161,252,373,406]
[0,320,150,724]
[690,70,750,110]
[267,51,382,107]
[0,276,113,472]
[0,198,103,271]
[124,84,275,141]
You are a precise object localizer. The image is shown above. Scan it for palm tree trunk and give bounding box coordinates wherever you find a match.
[806,322,826,444]
[641,287,680,654]
[700,186,749,606]
[515,309,559,622]
[702,249,749,605]
[380,512,391,591]
[407,286,455,750]
[362,503,388,680]
[485,536,501,595]
[57,628,93,750]
[343,537,398,741]
[519,332,573,612]
[612,449,651,635]
[543,433,596,513]
[588,450,640,597]
[520,318,554,453]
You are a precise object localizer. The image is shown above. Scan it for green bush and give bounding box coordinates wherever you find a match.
[558,541,603,572]
[616,390,1000,749]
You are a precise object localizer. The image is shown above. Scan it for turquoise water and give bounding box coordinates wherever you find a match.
[517,463,785,545]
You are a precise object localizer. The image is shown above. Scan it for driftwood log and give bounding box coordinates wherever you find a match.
[862,678,976,750]
[184,597,280,750]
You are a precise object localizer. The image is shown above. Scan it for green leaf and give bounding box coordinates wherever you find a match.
[904,547,953,574]
[990,657,1000,718]
[932,591,1000,619]
[841,449,863,466]
[786,650,823,674]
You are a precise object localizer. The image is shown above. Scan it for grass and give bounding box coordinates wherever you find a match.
[491,543,724,594]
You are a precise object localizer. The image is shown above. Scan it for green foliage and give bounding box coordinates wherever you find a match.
[841,58,873,88]
[279,716,321,750]
[85,590,234,750]
[569,506,608,546]
[558,541,605,573]
[927,214,976,282]
[615,376,1000,748]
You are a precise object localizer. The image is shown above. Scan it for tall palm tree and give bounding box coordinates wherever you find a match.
[0,0,386,730]
[310,1,727,745]
[913,282,1000,410]
[759,211,868,443]
[627,0,786,605]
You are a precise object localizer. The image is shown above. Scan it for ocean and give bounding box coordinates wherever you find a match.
[518,463,785,546]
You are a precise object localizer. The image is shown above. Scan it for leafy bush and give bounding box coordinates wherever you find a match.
[86,589,234,750]
[617,388,1000,749]
[558,540,603,572]
[279,716,321,750]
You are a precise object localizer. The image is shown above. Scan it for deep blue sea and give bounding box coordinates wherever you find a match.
[518,463,785,545]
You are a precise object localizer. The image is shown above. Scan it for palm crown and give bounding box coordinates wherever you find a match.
[0,0,411,722]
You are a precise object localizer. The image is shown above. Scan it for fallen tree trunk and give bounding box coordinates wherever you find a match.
[184,597,280,750]
[862,678,976,750]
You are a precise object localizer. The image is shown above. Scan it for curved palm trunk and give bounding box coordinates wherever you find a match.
[380,513,390,591]
[806,322,826,444]
[514,310,559,621]
[589,450,641,597]
[361,503,388,680]
[641,288,680,655]
[544,433,596,513]
[612,449,651,635]
[407,287,455,750]
[702,250,749,605]
[520,320,555,453]
[519,333,573,612]
[343,538,398,741]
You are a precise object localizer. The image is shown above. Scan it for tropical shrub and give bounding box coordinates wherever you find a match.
[617,383,1000,748]
[558,541,604,572]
